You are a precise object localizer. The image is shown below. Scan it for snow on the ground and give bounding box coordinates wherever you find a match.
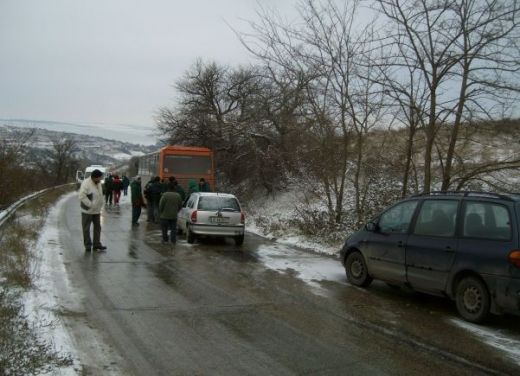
[450,318,520,366]
[255,243,347,295]
[23,192,124,375]
[245,189,342,257]
[23,192,82,374]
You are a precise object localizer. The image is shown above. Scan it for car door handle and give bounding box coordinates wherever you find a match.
[444,246,455,253]
[397,241,404,248]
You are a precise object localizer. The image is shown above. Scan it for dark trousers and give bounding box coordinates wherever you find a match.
[147,201,155,222]
[105,190,113,204]
[132,205,142,224]
[147,201,159,223]
[82,213,101,249]
[161,219,177,243]
[113,190,121,204]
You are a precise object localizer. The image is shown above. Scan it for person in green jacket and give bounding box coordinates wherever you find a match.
[159,186,183,244]
[188,179,199,196]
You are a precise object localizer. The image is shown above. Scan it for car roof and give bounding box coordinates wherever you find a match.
[410,191,520,202]
[195,192,238,199]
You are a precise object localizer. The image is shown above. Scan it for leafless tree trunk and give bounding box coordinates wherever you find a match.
[375,0,466,192]
[441,0,520,190]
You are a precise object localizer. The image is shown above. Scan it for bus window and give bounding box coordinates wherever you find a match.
[163,155,212,174]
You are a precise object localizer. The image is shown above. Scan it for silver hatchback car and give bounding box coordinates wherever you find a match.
[177,192,245,245]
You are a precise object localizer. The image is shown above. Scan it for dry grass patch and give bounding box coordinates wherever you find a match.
[0,185,75,375]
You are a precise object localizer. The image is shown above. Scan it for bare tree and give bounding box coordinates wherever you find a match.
[375,0,520,192]
[242,0,389,224]
[36,136,79,184]
[0,128,36,207]
[440,0,520,190]
[375,0,465,192]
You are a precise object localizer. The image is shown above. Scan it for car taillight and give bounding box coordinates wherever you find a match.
[240,211,245,224]
[508,250,520,268]
[191,210,198,223]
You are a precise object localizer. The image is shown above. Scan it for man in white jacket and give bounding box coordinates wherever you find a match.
[78,169,107,252]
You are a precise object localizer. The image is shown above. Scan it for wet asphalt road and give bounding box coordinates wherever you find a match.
[55,193,520,375]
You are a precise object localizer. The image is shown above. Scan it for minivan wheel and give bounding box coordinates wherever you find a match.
[345,251,373,287]
[455,276,490,323]
[186,225,196,244]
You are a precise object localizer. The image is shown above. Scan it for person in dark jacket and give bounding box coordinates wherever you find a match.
[168,176,186,201]
[198,178,211,192]
[130,176,145,226]
[147,176,162,223]
[104,173,114,205]
[122,175,130,196]
[159,186,183,244]
[144,177,154,222]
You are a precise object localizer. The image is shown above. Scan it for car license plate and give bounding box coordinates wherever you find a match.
[210,216,229,224]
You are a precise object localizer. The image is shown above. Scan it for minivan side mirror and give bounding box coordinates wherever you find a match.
[365,222,378,232]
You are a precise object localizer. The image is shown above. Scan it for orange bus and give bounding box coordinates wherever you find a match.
[137,145,215,190]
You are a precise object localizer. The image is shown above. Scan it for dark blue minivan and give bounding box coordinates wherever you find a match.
[340,192,520,323]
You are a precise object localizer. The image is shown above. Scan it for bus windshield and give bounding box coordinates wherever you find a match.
[163,155,212,175]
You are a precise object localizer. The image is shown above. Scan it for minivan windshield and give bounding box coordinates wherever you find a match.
[198,196,240,212]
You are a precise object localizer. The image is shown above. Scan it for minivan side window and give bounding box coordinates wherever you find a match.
[413,200,458,237]
[378,200,418,234]
[463,202,512,240]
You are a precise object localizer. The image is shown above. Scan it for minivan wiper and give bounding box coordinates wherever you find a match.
[220,207,238,212]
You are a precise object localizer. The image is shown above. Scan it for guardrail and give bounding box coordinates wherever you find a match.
[0,183,75,228]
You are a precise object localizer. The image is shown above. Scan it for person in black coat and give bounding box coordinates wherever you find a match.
[145,176,162,223]
[198,178,211,192]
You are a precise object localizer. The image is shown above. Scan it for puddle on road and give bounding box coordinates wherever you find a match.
[256,244,347,295]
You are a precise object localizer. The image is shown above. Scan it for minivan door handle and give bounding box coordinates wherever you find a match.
[444,246,455,253]
[397,241,404,248]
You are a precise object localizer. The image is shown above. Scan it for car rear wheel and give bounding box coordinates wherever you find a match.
[455,276,490,323]
[345,251,373,287]
[234,235,244,246]
[186,224,196,244]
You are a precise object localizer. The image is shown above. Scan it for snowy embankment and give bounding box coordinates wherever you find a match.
[21,193,81,375]
[1,189,123,375]
[245,189,343,257]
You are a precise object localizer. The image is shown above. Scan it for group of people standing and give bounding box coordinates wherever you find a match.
[130,176,211,244]
[103,173,130,206]
[80,171,212,251]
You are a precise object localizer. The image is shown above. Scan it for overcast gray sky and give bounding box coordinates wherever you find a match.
[0,0,298,133]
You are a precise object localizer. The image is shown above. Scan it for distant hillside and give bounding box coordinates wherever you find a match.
[0,125,159,166]
[0,118,157,145]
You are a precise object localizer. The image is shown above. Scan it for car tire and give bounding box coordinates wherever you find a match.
[234,235,244,246]
[187,224,196,244]
[345,251,373,287]
[455,276,490,323]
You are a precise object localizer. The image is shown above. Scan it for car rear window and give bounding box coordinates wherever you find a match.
[197,196,240,212]
[463,202,512,240]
